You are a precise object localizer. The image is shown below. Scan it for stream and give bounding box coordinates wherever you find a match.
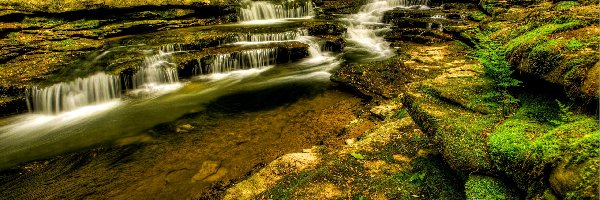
[0,0,433,198]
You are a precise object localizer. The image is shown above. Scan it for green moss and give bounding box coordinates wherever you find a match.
[543,189,559,200]
[465,175,519,200]
[507,0,542,5]
[553,1,580,10]
[489,119,558,176]
[513,94,560,123]
[550,117,600,164]
[436,114,498,171]
[60,39,75,46]
[469,11,487,22]
[563,158,599,199]
[394,109,407,119]
[565,39,583,50]
[22,17,65,28]
[505,20,586,52]
[70,19,101,29]
[563,53,598,89]
[376,157,465,199]
[7,32,19,40]
[489,93,600,193]
[473,32,521,89]
[525,39,562,75]
[480,0,507,16]
[263,167,327,200]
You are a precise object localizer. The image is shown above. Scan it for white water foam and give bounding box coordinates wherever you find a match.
[235,29,309,44]
[28,72,121,114]
[239,0,314,23]
[131,44,182,94]
[194,48,278,76]
[345,0,431,60]
[0,100,121,139]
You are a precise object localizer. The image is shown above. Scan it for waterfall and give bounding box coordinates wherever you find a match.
[239,1,314,21]
[194,48,277,75]
[388,0,430,7]
[345,0,431,59]
[28,72,121,114]
[132,45,180,89]
[236,29,309,43]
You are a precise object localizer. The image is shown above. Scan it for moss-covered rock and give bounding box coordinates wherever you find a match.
[465,175,520,200]
[550,155,599,199]
[403,66,501,172]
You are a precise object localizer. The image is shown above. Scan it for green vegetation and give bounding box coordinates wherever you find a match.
[7,32,19,40]
[468,11,487,22]
[465,175,519,200]
[69,19,101,30]
[437,114,497,171]
[553,1,580,10]
[60,39,75,46]
[473,33,520,89]
[350,152,366,160]
[394,109,407,119]
[22,17,65,28]
[470,32,521,112]
[505,20,586,52]
[552,100,574,124]
[565,39,583,50]
[526,39,562,74]
[488,92,599,195]
[480,0,507,16]
[262,167,327,200]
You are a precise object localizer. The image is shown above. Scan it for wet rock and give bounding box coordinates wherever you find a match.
[344,138,355,145]
[549,156,599,199]
[386,27,454,44]
[331,57,414,99]
[165,169,191,184]
[393,154,411,162]
[369,99,403,119]
[382,3,480,44]
[307,23,346,36]
[223,153,321,200]
[176,124,194,133]
[192,160,221,183]
[316,0,369,15]
[322,36,345,52]
[0,96,27,116]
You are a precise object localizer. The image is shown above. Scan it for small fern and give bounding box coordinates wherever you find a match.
[556,100,574,123]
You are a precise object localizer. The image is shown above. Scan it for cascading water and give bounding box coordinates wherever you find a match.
[238,0,314,21]
[194,48,277,75]
[236,29,309,43]
[28,72,121,114]
[388,0,430,7]
[345,0,430,59]
[0,0,336,170]
[132,45,180,90]
[27,44,183,115]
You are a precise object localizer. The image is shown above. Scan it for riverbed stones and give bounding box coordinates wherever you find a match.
[223,152,321,200]
[191,160,222,182]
